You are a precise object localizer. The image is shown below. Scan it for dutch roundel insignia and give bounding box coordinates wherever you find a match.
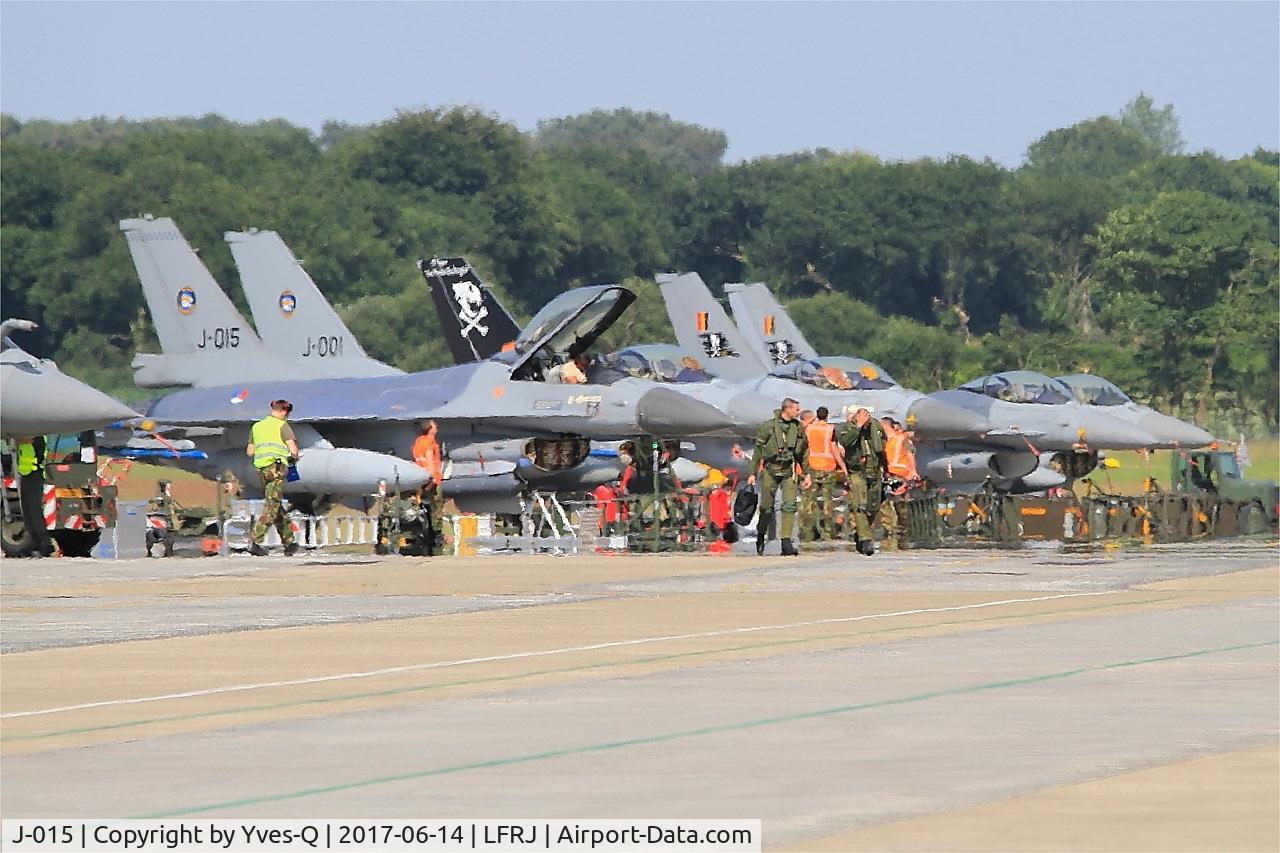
[278,290,298,316]
[176,286,197,315]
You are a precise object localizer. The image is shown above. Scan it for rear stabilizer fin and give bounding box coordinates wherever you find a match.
[226,228,399,377]
[656,272,768,381]
[420,257,521,364]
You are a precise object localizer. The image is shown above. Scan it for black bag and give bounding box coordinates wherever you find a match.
[733,484,758,526]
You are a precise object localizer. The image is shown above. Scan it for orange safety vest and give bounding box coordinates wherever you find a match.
[412,434,442,485]
[593,484,619,523]
[805,421,838,472]
[884,430,918,481]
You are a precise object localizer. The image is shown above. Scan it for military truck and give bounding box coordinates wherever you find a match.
[1170,447,1278,534]
[1,431,118,557]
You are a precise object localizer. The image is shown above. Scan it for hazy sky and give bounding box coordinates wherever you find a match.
[3,2,1276,166]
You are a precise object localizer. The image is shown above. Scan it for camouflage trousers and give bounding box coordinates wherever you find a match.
[799,471,839,541]
[878,499,900,551]
[759,467,799,540]
[844,470,883,543]
[252,464,294,546]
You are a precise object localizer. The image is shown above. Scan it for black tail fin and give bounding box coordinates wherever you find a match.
[419,257,522,364]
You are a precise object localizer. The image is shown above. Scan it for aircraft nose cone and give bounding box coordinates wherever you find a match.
[1078,409,1159,450]
[908,395,990,440]
[636,387,732,436]
[1137,411,1215,448]
[0,366,140,436]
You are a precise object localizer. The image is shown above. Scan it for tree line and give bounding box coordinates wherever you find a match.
[1,98,1276,435]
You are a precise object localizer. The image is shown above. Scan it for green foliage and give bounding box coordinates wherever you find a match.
[1024,116,1158,180]
[1117,92,1185,156]
[0,102,1274,434]
[533,108,727,176]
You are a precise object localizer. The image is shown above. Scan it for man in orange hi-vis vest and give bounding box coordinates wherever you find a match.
[412,420,444,553]
[801,406,847,541]
[879,417,920,551]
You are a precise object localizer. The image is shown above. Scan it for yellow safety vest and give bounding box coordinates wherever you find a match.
[15,441,42,476]
[250,417,290,469]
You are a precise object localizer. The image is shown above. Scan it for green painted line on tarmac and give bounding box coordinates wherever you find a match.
[136,638,1278,819]
[5,595,1171,744]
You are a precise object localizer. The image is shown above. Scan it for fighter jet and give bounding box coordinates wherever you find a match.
[718,281,1163,489]
[1055,373,1214,449]
[0,319,139,439]
[127,256,762,511]
[659,273,996,442]
[224,227,402,378]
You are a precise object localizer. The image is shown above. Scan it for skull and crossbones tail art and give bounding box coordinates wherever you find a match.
[451,279,490,338]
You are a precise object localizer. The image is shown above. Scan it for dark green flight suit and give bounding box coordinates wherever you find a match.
[838,418,887,544]
[751,412,807,542]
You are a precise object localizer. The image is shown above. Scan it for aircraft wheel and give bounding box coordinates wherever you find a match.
[1,519,38,557]
[51,529,101,558]
[1236,501,1267,536]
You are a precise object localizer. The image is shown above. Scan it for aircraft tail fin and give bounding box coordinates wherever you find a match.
[656,272,768,381]
[225,228,399,377]
[420,257,521,364]
[120,216,299,387]
[725,282,819,366]
[120,216,264,355]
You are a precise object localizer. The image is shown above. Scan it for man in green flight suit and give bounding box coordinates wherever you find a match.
[749,397,807,556]
[839,407,887,556]
[245,399,301,557]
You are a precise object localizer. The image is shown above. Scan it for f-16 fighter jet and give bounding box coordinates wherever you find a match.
[714,281,1160,489]
[0,319,139,438]
[125,232,761,510]
[1055,373,1214,449]
[660,273,995,442]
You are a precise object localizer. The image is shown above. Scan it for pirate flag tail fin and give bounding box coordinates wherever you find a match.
[656,271,769,381]
[420,257,522,364]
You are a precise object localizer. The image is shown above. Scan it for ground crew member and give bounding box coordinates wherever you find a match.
[245,400,300,557]
[839,407,887,556]
[801,407,846,541]
[13,436,52,556]
[593,480,623,536]
[412,419,445,554]
[878,417,920,551]
[749,397,807,556]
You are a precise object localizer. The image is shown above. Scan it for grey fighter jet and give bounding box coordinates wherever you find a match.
[659,273,992,442]
[1055,373,1214,448]
[225,228,401,378]
[717,281,1161,489]
[133,282,762,512]
[0,320,139,439]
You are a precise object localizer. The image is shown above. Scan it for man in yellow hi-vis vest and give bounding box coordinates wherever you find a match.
[245,399,301,556]
[13,436,53,556]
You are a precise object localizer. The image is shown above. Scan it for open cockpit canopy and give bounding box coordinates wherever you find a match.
[510,286,636,379]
